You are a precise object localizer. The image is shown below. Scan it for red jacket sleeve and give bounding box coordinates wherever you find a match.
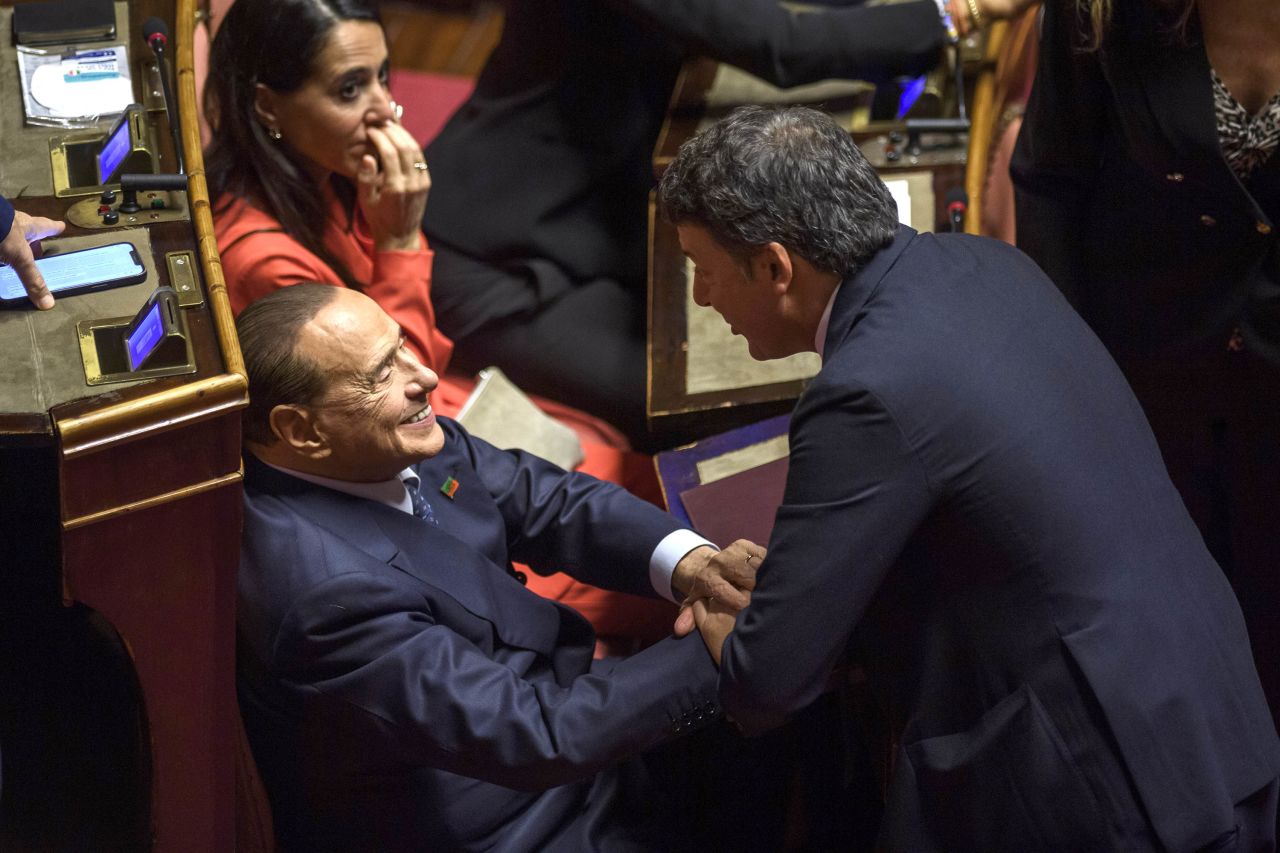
[364,242,454,375]
[217,206,453,374]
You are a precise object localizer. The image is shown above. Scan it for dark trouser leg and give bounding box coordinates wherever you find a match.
[1125,351,1280,732]
[642,693,880,852]
[431,244,653,448]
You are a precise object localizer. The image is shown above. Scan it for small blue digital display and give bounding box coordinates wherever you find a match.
[97,116,132,185]
[897,75,927,119]
[126,300,165,370]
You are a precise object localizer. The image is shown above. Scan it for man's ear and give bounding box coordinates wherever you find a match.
[253,83,280,132]
[754,242,794,293]
[267,404,331,460]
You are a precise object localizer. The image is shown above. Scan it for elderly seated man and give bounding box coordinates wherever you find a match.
[233,284,780,852]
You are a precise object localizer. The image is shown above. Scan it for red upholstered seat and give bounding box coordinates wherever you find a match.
[389,70,475,145]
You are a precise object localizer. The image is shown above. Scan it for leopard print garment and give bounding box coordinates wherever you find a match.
[1212,68,1280,179]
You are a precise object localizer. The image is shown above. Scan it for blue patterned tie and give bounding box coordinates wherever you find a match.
[407,479,438,526]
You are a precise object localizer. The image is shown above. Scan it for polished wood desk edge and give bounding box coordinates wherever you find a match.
[0,413,54,437]
[964,18,1010,235]
[57,371,246,456]
[177,0,244,380]
[62,463,243,530]
[645,197,662,419]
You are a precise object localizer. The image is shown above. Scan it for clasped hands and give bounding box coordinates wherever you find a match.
[671,539,765,666]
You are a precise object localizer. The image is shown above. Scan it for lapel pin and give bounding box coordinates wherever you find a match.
[440,476,460,500]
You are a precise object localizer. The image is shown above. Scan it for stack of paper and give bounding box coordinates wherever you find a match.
[456,366,586,472]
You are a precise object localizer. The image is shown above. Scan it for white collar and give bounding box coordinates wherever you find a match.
[263,460,418,514]
[814,282,842,359]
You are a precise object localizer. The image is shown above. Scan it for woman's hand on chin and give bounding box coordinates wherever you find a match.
[358,122,431,253]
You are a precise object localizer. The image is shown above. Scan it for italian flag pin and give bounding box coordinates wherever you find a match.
[440,476,460,500]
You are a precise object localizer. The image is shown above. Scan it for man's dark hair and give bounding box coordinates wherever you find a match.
[658,105,898,276]
[236,284,339,445]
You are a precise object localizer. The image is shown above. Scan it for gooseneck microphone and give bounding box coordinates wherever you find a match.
[143,16,185,175]
[946,187,969,233]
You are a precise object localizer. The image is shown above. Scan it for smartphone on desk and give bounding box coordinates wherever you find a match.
[0,242,147,305]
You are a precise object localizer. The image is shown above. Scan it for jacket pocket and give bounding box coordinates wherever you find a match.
[898,682,1108,853]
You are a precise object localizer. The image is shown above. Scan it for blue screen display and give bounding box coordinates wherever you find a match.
[97,116,132,184]
[126,300,165,370]
[897,75,927,119]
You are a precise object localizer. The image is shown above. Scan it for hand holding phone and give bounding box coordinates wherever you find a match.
[0,241,146,306]
[0,208,66,309]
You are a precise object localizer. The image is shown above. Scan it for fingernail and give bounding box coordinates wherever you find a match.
[37,294,54,310]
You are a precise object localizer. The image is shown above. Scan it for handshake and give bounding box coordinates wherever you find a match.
[670,539,765,665]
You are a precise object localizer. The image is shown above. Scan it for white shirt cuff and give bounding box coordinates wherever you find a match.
[649,529,717,603]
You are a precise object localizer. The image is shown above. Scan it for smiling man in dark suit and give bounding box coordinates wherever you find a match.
[232,284,773,852]
[659,105,1280,852]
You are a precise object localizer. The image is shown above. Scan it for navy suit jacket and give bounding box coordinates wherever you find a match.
[719,227,1280,851]
[237,420,719,852]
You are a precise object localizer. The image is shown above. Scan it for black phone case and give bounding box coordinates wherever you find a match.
[0,242,147,306]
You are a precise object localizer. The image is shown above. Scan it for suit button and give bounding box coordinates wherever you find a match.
[512,571,528,585]
[1200,214,1217,227]
[1165,172,1184,182]
[1258,222,1273,235]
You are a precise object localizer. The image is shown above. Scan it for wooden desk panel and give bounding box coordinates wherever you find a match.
[0,1,247,849]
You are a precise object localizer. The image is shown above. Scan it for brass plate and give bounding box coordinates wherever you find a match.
[165,251,204,307]
[49,129,108,198]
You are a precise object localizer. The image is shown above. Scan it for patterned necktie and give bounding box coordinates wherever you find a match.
[407,479,438,526]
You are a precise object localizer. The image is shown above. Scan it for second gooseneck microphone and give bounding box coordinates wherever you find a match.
[143,16,185,175]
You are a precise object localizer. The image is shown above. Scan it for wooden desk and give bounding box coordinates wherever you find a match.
[0,1,246,849]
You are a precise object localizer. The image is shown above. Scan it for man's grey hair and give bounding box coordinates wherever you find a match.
[658,105,898,276]
[236,283,339,445]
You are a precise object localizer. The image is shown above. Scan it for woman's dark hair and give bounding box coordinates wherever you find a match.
[204,0,381,289]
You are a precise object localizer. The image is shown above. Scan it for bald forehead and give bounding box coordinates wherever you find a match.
[297,289,396,376]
